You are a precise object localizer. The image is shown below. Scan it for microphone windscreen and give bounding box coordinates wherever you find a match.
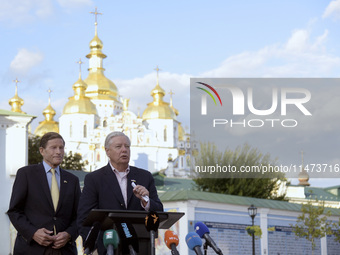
[145,211,160,232]
[164,230,179,249]
[194,222,210,238]
[103,229,119,249]
[115,222,139,253]
[185,232,202,250]
[84,221,101,251]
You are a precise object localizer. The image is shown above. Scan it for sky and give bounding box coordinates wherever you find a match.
[1,0,340,187]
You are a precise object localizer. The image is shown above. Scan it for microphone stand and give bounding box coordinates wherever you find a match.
[150,230,156,255]
[203,241,208,255]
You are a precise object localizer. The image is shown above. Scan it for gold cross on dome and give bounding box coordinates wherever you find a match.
[76,58,83,77]
[13,78,20,95]
[47,88,53,104]
[154,66,162,84]
[90,7,102,24]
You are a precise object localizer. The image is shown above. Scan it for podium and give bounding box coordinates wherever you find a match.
[83,209,184,255]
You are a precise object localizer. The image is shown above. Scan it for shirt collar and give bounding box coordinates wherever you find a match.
[109,162,130,174]
[43,161,60,175]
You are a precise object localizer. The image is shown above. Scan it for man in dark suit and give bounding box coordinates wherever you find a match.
[77,131,164,254]
[7,132,81,255]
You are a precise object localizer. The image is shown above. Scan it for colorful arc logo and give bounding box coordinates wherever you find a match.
[196,82,222,106]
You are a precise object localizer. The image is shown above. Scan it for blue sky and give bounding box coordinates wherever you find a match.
[1,0,340,187]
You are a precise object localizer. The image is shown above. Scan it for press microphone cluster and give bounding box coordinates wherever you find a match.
[164,230,180,255]
[186,232,203,255]
[195,222,224,255]
[103,229,119,255]
[115,222,139,255]
[84,221,101,255]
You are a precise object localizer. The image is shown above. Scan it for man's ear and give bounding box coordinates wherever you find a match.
[39,147,44,156]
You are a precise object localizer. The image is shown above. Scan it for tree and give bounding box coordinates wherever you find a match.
[291,196,333,255]
[28,135,86,170]
[60,151,86,170]
[28,135,43,165]
[193,143,286,200]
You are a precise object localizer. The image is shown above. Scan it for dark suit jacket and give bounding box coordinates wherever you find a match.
[77,164,164,254]
[7,163,81,255]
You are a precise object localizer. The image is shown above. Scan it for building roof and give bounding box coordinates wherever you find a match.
[305,186,340,201]
[288,184,340,202]
[0,109,35,117]
[159,189,340,216]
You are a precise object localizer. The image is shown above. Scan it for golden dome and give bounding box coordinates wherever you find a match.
[63,78,98,115]
[88,35,104,54]
[9,94,25,113]
[34,97,59,136]
[9,79,25,113]
[142,83,176,120]
[35,120,59,137]
[84,22,119,101]
[84,71,118,100]
[178,123,185,141]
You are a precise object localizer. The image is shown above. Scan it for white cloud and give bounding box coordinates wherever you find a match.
[323,0,340,20]
[10,48,44,75]
[57,0,93,9]
[117,71,191,126]
[201,29,340,78]
[0,0,53,25]
[0,0,92,26]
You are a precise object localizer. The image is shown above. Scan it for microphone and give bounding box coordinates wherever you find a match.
[115,222,139,255]
[186,232,203,255]
[131,180,149,202]
[83,221,101,255]
[145,211,160,255]
[195,222,223,255]
[103,229,119,255]
[164,230,180,255]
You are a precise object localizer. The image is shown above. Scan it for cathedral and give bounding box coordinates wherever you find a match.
[9,9,195,175]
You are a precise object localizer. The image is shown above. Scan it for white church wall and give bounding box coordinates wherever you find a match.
[0,114,34,255]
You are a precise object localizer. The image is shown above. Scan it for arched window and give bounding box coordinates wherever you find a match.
[164,126,167,142]
[83,122,87,138]
[103,119,107,127]
[70,122,72,137]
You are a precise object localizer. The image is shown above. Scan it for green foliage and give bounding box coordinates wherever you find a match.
[246,225,262,239]
[331,220,340,243]
[28,135,85,170]
[193,143,286,200]
[60,151,86,170]
[28,135,43,165]
[291,197,333,253]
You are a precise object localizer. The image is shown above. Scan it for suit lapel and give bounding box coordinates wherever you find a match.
[103,164,126,208]
[58,169,68,212]
[127,167,137,207]
[35,164,54,210]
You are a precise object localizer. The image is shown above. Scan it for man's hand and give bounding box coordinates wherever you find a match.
[33,228,54,246]
[52,231,71,249]
[132,184,149,206]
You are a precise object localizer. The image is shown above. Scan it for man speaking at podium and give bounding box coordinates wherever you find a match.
[77,131,164,254]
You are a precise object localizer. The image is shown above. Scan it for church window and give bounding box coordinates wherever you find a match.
[83,122,87,138]
[103,120,107,127]
[164,126,167,142]
[70,122,72,137]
